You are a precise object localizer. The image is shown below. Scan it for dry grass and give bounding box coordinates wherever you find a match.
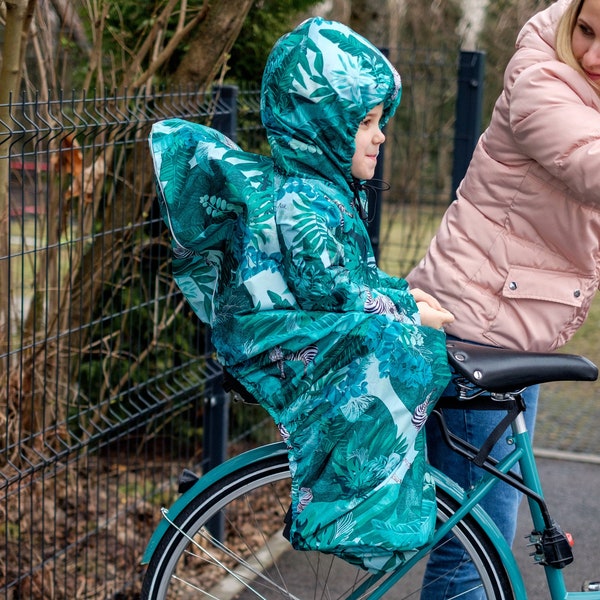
[535,296,600,454]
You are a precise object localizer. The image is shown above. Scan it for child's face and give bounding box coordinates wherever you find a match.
[351,104,385,181]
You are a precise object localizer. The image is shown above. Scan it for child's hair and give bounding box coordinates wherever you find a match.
[555,0,600,93]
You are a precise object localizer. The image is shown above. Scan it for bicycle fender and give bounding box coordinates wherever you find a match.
[141,442,289,565]
[431,466,527,598]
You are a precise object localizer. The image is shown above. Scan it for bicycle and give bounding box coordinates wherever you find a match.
[140,339,599,599]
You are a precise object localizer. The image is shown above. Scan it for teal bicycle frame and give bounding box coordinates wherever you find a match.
[508,411,600,599]
[142,409,600,600]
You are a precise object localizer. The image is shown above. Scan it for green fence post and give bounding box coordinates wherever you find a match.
[202,84,239,478]
[451,50,485,200]
[212,84,239,142]
[203,85,238,539]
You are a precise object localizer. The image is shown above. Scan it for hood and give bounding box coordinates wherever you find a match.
[261,17,402,189]
[515,0,570,55]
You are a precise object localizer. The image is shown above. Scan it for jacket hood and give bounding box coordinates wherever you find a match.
[261,17,402,188]
[515,0,569,55]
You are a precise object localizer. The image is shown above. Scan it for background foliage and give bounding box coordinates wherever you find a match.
[228,0,319,84]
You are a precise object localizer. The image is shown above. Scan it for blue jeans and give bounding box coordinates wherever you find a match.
[420,373,540,600]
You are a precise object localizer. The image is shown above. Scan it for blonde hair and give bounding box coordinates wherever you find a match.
[556,0,584,68]
[555,0,600,92]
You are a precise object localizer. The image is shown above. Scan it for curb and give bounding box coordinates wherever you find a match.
[533,447,600,465]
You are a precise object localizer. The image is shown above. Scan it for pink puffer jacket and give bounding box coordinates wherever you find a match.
[407,0,600,352]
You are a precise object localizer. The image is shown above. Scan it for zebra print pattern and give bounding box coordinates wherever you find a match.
[269,344,320,378]
[411,394,433,432]
[297,487,314,513]
[285,344,319,371]
[331,198,353,227]
[364,290,402,320]
[172,244,195,259]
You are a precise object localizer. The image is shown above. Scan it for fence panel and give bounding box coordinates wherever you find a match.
[377,46,459,276]
[0,88,253,598]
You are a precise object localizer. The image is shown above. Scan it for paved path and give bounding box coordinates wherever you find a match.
[514,454,600,598]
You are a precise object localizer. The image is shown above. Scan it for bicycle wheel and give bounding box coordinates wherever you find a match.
[142,450,516,600]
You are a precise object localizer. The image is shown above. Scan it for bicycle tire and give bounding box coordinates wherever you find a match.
[141,450,516,600]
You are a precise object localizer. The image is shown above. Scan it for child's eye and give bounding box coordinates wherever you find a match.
[578,21,594,37]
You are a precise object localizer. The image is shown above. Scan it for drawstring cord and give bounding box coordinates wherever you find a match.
[350,178,391,224]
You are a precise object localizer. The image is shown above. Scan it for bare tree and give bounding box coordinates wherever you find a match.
[0,0,37,368]
[307,0,351,21]
[0,0,261,461]
[349,0,405,49]
[172,0,255,88]
[49,0,91,54]
[480,0,553,120]
[459,0,490,49]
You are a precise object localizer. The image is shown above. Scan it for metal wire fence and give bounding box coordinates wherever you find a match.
[0,46,460,598]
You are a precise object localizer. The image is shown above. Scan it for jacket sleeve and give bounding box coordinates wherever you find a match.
[276,189,419,322]
[509,60,600,205]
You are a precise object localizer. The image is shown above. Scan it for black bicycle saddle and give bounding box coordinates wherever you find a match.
[446,339,598,393]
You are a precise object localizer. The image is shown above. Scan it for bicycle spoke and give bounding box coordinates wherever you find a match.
[163,509,297,599]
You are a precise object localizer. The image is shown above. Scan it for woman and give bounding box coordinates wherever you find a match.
[407,0,600,597]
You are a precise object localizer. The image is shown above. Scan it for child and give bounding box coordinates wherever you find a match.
[150,17,453,573]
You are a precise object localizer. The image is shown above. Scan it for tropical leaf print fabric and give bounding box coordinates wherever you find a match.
[149,16,451,573]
